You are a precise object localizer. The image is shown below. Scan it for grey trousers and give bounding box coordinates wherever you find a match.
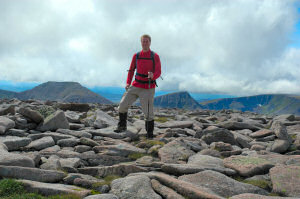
[118,86,155,121]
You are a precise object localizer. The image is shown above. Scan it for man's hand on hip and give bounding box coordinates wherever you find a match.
[125,84,130,90]
[148,72,154,79]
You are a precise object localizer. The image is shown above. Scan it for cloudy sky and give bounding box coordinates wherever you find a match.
[0,0,300,96]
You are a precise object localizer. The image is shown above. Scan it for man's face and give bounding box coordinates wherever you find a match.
[141,37,151,51]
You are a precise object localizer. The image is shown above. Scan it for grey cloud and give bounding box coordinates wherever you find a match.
[0,0,299,95]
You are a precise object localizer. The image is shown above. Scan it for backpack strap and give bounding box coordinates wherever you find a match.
[134,51,158,87]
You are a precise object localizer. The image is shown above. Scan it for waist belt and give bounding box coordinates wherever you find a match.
[135,73,158,87]
[136,72,148,78]
[135,78,156,84]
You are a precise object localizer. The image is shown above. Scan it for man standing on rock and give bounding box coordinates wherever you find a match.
[115,34,161,139]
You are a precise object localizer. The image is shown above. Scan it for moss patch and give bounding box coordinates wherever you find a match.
[0,178,81,199]
[243,179,270,189]
[128,152,147,160]
[154,117,169,123]
[231,157,269,165]
[92,175,121,188]
[0,178,24,197]
[37,106,55,119]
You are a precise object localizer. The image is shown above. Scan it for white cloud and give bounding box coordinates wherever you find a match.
[0,0,299,95]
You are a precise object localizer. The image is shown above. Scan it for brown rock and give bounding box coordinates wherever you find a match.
[151,179,185,199]
[270,165,300,197]
[223,156,274,177]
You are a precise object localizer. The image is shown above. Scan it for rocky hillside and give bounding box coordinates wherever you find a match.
[1,98,300,198]
[154,91,202,109]
[0,89,16,99]
[0,81,113,104]
[200,94,300,116]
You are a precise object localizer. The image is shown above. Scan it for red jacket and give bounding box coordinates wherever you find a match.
[126,50,161,89]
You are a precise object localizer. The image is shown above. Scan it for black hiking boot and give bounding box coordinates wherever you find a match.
[145,120,154,139]
[114,112,127,133]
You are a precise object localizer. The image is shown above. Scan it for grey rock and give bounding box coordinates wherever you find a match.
[232,131,252,148]
[57,128,92,139]
[57,138,79,147]
[271,121,292,143]
[210,141,233,151]
[199,149,222,158]
[0,152,35,167]
[270,139,290,153]
[251,144,267,151]
[60,158,81,169]
[40,155,62,170]
[0,136,32,151]
[39,145,61,156]
[94,109,118,129]
[270,165,300,197]
[6,128,28,137]
[223,156,274,177]
[65,110,84,123]
[151,179,185,199]
[25,136,55,151]
[0,116,15,134]
[250,129,274,139]
[93,143,146,157]
[18,107,43,123]
[69,123,85,130]
[57,103,90,112]
[162,163,236,176]
[38,110,69,132]
[18,179,90,197]
[201,126,237,145]
[178,170,268,198]
[84,194,119,199]
[219,121,260,131]
[157,121,193,129]
[110,175,162,199]
[188,154,232,173]
[0,105,15,116]
[274,114,295,121]
[0,165,66,182]
[255,135,276,142]
[64,173,100,185]
[135,171,223,199]
[230,193,298,199]
[80,137,100,147]
[75,145,92,153]
[28,132,74,143]
[158,138,195,163]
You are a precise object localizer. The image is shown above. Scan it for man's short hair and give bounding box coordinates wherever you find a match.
[141,34,151,42]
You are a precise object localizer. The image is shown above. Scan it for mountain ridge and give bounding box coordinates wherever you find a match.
[0,81,113,104]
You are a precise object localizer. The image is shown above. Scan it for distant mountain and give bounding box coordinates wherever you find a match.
[154,91,202,109]
[0,81,113,104]
[200,94,300,116]
[0,89,17,99]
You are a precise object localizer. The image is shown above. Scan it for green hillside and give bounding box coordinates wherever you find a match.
[200,94,300,115]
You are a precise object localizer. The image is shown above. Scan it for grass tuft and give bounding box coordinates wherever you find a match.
[154,117,169,123]
[92,175,121,188]
[243,179,270,189]
[128,152,147,160]
[0,178,24,197]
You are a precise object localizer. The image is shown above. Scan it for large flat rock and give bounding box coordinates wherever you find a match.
[110,175,162,199]
[18,179,90,197]
[158,138,195,163]
[230,193,299,199]
[223,155,274,177]
[0,165,66,182]
[270,165,300,197]
[179,170,268,198]
[157,121,194,129]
